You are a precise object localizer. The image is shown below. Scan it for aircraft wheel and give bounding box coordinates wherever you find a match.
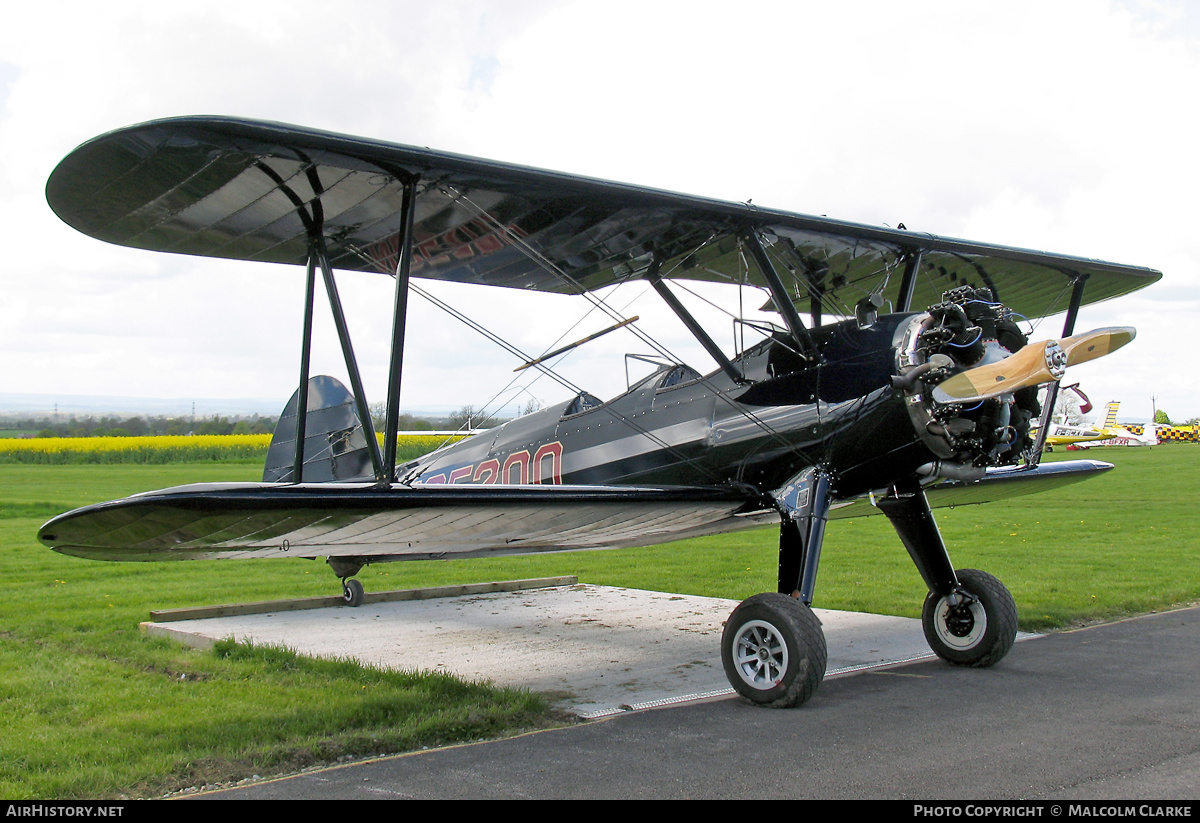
[922,569,1017,667]
[721,593,827,708]
[342,578,365,607]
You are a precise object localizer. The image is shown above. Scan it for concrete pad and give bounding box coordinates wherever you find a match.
[143,583,946,718]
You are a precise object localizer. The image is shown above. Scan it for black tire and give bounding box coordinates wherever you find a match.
[342,578,365,607]
[922,568,1017,667]
[721,593,827,708]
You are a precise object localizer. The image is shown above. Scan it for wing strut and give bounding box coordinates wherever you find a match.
[314,237,386,481]
[742,232,818,361]
[277,158,387,483]
[646,260,745,384]
[896,249,924,312]
[382,174,419,481]
[1030,274,1089,462]
[293,250,318,482]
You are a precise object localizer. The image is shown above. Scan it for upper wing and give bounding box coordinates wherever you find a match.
[48,116,1160,318]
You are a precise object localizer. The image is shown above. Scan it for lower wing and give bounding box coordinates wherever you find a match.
[39,459,1112,562]
[38,483,772,562]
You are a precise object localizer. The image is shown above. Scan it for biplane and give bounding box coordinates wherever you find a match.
[38,117,1161,708]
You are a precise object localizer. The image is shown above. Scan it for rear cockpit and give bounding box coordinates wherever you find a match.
[559,361,705,422]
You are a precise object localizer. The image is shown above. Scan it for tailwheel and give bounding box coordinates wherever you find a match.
[922,568,1017,667]
[721,593,827,708]
[342,578,365,607]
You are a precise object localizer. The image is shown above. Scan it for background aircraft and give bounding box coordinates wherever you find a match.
[36,117,1160,707]
[1036,389,1125,447]
[1034,387,1159,449]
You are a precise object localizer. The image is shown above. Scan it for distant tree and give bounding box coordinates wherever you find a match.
[124,417,149,437]
[368,403,439,433]
[195,416,233,436]
[369,402,387,432]
[164,417,191,436]
[396,413,433,431]
[1154,410,1173,426]
[447,404,495,431]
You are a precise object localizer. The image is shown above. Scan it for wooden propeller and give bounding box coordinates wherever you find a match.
[930,327,1136,405]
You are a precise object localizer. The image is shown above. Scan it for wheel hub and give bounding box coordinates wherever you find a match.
[933,594,987,650]
[944,604,976,637]
[732,620,788,690]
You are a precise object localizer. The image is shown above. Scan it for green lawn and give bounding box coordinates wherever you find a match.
[1,445,1197,797]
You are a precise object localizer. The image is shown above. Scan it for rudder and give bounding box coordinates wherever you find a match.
[264,375,374,482]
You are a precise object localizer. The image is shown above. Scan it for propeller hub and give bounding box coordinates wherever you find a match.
[1044,340,1067,380]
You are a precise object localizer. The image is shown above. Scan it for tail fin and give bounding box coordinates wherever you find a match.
[1066,384,1093,415]
[264,375,374,482]
[1101,401,1120,429]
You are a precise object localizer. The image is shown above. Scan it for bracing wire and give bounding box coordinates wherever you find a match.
[442,187,829,467]
[406,276,727,483]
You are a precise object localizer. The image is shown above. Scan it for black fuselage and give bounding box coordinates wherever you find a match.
[406,313,931,500]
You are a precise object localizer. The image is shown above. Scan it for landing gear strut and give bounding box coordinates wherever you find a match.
[878,479,1017,667]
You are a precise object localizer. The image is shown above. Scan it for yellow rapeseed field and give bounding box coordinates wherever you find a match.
[0,434,273,464]
[0,433,464,464]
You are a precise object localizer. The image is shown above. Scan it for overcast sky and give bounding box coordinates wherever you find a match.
[1,0,1196,422]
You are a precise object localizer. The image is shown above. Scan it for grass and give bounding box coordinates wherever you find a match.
[0,462,549,799]
[1,445,1197,797]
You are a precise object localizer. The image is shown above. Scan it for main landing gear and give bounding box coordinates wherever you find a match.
[877,479,1018,669]
[720,471,1018,708]
[720,468,830,708]
[921,568,1017,667]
